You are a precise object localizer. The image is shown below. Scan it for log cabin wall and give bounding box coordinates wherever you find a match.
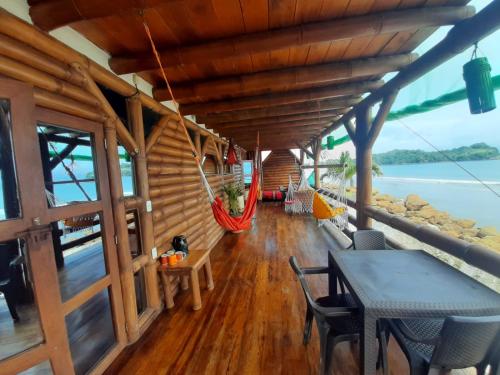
[146,119,238,257]
[262,150,301,191]
[0,11,236,371]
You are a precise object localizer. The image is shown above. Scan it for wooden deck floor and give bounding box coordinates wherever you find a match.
[104,204,416,375]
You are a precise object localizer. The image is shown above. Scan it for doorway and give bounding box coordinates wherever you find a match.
[0,79,126,375]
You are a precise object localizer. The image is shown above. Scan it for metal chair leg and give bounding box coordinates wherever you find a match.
[318,325,333,375]
[303,307,314,345]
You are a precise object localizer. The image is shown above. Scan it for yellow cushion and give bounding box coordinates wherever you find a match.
[312,192,345,220]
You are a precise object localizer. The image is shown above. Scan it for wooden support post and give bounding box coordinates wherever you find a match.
[353,93,397,230]
[313,138,322,189]
[103,120,140,343]
[127,97,161,312]
[299,149,304,165]
[354,105,373,230]
[194,132,201,157]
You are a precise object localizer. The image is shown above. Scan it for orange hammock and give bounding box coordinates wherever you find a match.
[210,167,259,232]
[143,19,259,233]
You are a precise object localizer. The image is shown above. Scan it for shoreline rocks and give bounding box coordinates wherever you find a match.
[338,186,500,253]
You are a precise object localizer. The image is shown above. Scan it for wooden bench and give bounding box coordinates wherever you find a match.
[158,249,214,311]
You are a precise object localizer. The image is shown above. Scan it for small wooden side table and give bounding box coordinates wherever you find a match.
[158,249,214,311]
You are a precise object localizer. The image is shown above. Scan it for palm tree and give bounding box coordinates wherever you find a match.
[321,151,383,187]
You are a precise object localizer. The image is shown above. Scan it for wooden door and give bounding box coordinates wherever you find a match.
[0,79,126,375]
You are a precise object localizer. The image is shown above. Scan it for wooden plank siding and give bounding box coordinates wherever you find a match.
[262,149,300,191]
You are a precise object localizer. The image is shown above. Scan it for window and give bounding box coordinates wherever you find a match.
[118,145,135,196]
[37,124,99,207]
[242,160,253,184]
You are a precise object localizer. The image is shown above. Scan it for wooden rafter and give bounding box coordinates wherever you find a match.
[211,119,334,132]
[153,54,417,102]
[197,98,357,124]
[179,80,383,115]
[108,6,473,74]
[209,111,341,129]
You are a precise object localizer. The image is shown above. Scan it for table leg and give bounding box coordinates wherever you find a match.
[204,259,214,290]
[160,272,175,309]
[190,269,202,311]
[181,275,189,290]
[360,314,378,375]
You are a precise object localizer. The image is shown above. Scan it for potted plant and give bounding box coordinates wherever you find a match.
[223,183,243,217]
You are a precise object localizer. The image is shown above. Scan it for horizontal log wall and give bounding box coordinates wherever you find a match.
[147,119,238,255]
[262,150,300,191]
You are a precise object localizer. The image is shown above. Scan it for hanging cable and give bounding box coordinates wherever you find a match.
[396,118,500,199]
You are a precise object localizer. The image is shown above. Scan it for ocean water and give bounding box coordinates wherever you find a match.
[373,159,500,229]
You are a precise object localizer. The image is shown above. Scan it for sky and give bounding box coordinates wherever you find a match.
[329,0,500,155]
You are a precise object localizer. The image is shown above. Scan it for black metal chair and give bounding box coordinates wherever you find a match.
[386,315,500,375]
[289,256,388,375]
[478,332,500,375]
[0,253,23,322]
[352,230,387,250]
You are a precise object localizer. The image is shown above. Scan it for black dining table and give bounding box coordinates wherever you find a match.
[327,249,500,375]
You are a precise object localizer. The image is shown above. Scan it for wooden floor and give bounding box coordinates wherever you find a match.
[106,203,418,375]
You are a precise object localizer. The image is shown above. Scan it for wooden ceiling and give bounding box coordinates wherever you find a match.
[28,0,473,150]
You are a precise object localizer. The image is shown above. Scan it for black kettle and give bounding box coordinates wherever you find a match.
[172,235,189,254]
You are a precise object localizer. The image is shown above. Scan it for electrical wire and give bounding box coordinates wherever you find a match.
[396,118,500,199]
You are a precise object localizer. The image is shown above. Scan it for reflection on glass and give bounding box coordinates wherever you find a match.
[53,212,107,302]
[127,210,142,259]
[37,123,99,207]
[0,239,44,361]
[118,145,135,196]
[18,360,53,375]
[66,288,116,375]
[134,269,147,316]
[0,99,21,221]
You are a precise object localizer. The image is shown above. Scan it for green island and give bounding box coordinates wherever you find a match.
[373,143,500,165]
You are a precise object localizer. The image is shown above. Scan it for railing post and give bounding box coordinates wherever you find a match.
[313,138,322,189]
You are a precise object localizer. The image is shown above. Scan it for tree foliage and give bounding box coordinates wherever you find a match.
[373,143,499,165]
[321,151,382,186]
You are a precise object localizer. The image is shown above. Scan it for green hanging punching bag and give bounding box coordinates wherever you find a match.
[327,136,335,150]
[463,57,496,114]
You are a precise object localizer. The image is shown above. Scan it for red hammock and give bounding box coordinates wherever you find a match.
[210,167,259,232]
[226,139,239,165]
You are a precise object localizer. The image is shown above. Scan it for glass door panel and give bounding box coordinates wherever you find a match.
[65,288,116,375]
[52,212,108,302]
[0,238,44,361]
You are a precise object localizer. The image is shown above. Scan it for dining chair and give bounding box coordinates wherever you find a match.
[289,256,388,375]
[386,315,500,375]
[352,230,387,250]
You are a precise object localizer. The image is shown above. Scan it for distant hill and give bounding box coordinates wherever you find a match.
[373,143,500,165]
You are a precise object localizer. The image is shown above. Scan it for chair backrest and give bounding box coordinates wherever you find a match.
[431,315,500,369]
[289,256,322,314]
[352,230,386,250]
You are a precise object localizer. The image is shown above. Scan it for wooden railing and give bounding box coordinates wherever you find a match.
[318,188,500,278]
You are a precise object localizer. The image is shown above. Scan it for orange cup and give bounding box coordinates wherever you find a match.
[167,254,177,266]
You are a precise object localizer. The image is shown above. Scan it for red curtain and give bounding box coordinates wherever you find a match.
[211,168,259,232]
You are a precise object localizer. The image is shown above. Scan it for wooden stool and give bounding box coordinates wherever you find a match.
[158,249,214,311]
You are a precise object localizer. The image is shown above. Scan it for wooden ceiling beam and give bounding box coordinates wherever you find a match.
[154,54,416,102]
[109,6,474,74]
[197,98,357,124]
[207,111,341,128]
[222,126,327,138]
[210,119,335,132]
[157,55,414,102]
[179,80,383,115]
[28,0,175,31]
